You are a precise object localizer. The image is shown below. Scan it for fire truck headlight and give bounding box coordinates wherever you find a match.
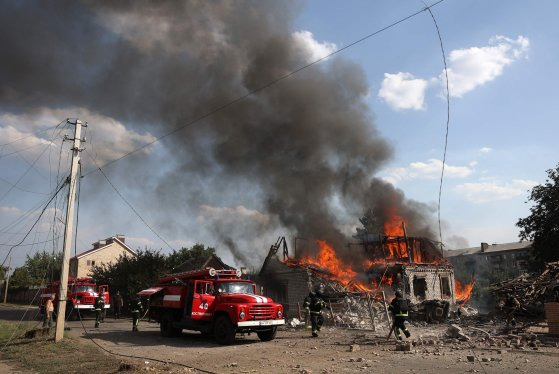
[239,310,245,320]
[277,309,282,318]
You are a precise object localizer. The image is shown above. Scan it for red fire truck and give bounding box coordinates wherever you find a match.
[39,277,110,319]
[139,268,284,344]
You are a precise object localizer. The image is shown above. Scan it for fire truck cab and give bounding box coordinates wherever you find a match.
[39,277,110,319]
[140,268,285,344]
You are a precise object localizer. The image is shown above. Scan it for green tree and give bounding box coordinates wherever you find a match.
[517,163,559,265]
[89,249,168,305]
[165,244,216,271]
[8,250,62,288]
[9,267,33,288]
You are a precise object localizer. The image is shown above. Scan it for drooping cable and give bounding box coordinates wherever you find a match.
[0,178,69,267]
[81,0,446,178]
[85,149,176,252]
[423,4,450,251]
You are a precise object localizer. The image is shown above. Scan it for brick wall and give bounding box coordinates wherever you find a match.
[404,266,455,304]
[70,241,134,278]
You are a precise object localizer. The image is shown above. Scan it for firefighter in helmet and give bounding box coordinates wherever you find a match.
[504,293,521,327]
[389,290,411,340]
[129,296,143,332]
[303,287,326,337]
[93,292,105,328]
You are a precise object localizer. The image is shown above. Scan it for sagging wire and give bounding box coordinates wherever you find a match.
[81,0,447,178]
[0,177,69,267]
[70,160,216,374]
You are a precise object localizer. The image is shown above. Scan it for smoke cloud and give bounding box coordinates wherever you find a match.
[0,1,436,266]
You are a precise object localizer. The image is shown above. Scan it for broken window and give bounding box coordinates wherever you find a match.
[413,277,427,300]
[440,276,451,298]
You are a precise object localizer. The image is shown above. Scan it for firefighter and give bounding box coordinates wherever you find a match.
[303,290,326,337]
[94,293,105,328]
[112,290,123,319]
[129,297,143,332]
[389,291,411,340]
[504,294,520,327]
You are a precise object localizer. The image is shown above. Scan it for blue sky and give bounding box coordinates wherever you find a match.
[1,0,557,268]
[297,0,558,246]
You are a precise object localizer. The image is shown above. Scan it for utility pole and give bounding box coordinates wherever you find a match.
[3,256,11,303]
[55,119,84,342]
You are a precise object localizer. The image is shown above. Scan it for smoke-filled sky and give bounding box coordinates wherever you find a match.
[1,0,557,268]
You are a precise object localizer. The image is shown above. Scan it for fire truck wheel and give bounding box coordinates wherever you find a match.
[214,315,236,345]
[256,327,277,342]
[160,313,181,337]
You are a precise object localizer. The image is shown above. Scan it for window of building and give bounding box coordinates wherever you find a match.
[86,260,96,266]
[413,277,427,300]
[440,276,451,298]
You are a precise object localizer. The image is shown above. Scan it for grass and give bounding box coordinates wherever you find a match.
[0,321,131,374]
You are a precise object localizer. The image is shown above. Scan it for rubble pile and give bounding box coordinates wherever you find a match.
[492,261,559,315]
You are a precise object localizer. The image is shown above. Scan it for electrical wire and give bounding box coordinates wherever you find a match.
[422,4,450,249]
[0,178,68,267]
[0,123,67,203]
[0,122,63,147]
[85,149,176,252]
[0,236,63,247]
[81,0,446,178]
[68,160,216,374]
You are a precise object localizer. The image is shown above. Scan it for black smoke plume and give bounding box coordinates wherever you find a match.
[0,1,436,265]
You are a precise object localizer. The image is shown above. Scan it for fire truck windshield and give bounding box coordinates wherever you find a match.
[73,285,95,293]
[217,282,253,294]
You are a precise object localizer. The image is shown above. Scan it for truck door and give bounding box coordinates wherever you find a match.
[185,281,194,318]
[191,281,215,321]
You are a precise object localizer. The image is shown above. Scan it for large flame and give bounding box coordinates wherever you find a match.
[295,240,373,291]
[455,280,474,305]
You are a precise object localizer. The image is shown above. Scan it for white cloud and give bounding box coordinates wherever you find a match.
[479,147,492,153]
[378,72,429,110]
[291,30,337,63]
[385,158,474,184]
[442,35,529,98]
[0,206,23,216]
[0,107,157,166]
[455,179,537,203]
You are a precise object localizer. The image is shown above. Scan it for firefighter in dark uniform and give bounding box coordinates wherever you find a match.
[129,297,143,332]
[389,291,411,340]
[94,293,105,328]
[303,290,326,337]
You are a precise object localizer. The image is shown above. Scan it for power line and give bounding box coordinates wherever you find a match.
[423,4,451,251]
[82,0,446,178]
[0,178,68,267]
[0,235,63,247]
[0,123,67,203]
[0,120,65,147]
[86,150,175,252]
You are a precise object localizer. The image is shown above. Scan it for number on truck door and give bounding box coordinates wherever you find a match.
[191,281,215,321]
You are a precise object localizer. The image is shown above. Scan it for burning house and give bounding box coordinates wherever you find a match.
[259,221,473,324]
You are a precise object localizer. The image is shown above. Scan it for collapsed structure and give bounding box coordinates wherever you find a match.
[259,224,472,328]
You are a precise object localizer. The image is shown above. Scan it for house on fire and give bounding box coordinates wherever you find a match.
[258,235,458,320]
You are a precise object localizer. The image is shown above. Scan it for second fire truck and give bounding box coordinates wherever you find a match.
[139,268,284,344]
[39,277,110,319]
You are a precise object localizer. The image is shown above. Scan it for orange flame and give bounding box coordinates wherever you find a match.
[455,280,474,304]
[296,240,373,291]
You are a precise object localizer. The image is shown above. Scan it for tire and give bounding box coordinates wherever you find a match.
[256,327,277,342]
[160,313,181,337]
[213,315,236,345]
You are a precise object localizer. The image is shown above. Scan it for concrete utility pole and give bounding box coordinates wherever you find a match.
[3,256,11,303]
[55,119,84,342]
